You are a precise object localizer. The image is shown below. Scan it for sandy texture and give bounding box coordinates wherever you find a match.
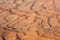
[0,0,60,40]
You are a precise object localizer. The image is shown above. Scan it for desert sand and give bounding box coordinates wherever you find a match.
[0,0,60,40]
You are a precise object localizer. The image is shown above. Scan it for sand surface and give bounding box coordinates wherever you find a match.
[0,0,60,40]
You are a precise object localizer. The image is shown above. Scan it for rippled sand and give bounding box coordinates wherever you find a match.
[0,0,60,40]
